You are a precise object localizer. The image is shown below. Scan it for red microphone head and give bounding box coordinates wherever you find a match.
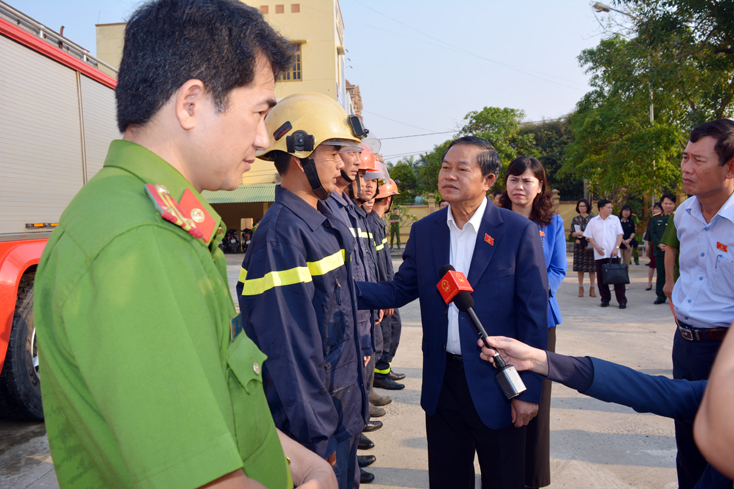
[437,265,474,304]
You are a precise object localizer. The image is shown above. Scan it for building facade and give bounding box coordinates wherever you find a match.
[95,0,360,231]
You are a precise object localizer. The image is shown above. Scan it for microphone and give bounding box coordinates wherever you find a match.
[437,265,527,399]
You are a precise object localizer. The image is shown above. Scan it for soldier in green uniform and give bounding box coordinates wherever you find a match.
[389,207,401,249]
[34,1,335,488]
[650,193,677,304]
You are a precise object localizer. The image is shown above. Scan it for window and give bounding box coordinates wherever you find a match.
[259,5,268,14]
[291,4,300,12]
[280,44,302,81]
[275,4,284,13]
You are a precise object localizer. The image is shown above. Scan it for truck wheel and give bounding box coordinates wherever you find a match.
[0,283,43,420]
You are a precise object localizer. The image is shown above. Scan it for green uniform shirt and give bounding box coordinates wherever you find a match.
[35,140,292,489]
[660,214,680,281]
[649,213,671,256]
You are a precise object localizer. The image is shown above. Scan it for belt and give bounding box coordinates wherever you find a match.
[446,352,463,363]
[678,322,728,342]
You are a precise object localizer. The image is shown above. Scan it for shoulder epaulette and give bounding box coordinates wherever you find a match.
[145,184,215,242]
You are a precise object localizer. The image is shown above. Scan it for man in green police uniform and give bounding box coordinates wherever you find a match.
[34,1,335,488]
[650,193,677,304]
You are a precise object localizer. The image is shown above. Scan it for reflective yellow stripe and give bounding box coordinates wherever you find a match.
[375,236,387,251]
[359,231,370,239]
[307,249,345,276]
[374,366,390,374]
[240,266,311,296]
[240,249,345,296]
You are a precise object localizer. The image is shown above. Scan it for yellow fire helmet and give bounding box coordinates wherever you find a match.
[258,92,367,161]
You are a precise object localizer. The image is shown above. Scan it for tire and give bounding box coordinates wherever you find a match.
[0,277,43,420]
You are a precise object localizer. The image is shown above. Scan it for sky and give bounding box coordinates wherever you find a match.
[8,0,612,164]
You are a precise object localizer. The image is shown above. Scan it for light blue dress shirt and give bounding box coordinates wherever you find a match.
[672,192,734,329]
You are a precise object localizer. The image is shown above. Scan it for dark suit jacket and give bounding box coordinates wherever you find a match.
[358,199,549,429]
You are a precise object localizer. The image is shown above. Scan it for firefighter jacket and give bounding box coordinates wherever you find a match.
[325,192,375,356]
[365,211,395,282]
[237,186,367,459]
[353,204,379,283]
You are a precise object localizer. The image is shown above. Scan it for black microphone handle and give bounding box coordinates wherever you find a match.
[466,306,506,368]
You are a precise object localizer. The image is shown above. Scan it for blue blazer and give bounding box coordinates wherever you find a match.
[542,214,567,328]
[358,200,549,429]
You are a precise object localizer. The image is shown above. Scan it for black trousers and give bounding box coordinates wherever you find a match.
[375,309,402,377]
[524,327,555,488]
[426,355,526,489]
[594,258,626,305]
[654,251,667,302]
[672,328,722,489]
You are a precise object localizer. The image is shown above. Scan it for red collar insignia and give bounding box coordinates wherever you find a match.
[145,184,215,242]
[717,242,728,252]
[484,233,494,246]
[539,230,545,237]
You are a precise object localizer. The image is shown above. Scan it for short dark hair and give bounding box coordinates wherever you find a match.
[597,199,612,211]
[116,0,293,133]
[618,204,632,219]
[272,151,292,176]
[442,136,501,178]
[493,190,503,197]
[689,119,734,166]
[661,193,677,204]
[652,202,663,212]
[499,156,554,225]
[576,198,591,214]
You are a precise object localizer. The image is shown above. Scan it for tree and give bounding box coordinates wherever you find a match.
[417,106,539,198]
[458,107,537,166]
[518,117,584,201]
[389,160,418,205]
[561,0,734,196]
[416,139,452,196]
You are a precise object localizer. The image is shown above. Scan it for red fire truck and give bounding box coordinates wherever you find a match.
[0,1,119,419]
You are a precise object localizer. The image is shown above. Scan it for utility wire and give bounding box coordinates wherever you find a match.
[352,0,587,91]
[377,117,567,141]
[362,109,438,132]
[381,130,457,140]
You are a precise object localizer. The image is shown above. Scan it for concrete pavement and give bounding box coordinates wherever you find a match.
[1,253,682,488]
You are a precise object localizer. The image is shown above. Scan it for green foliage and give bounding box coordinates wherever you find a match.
[458,107,538,168]
[518,117,583,201]
[381,204,418,228]
[417,106,540,199]
[416,139,452,196]
[560,0,734,196]
[389,161,418,205]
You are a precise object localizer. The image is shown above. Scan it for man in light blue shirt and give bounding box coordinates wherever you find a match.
[670,119,734,489]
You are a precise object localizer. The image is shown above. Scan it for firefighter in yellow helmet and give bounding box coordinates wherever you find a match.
[323,132,385,484]
[237,92,369,488]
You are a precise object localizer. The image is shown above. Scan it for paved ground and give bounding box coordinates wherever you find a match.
[1,253,680,489]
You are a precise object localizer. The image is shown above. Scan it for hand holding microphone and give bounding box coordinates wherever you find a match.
[437,265,527,399]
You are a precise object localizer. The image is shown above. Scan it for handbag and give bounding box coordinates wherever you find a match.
[602,258,630,285]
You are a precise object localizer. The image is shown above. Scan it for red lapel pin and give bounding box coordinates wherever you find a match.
[717,241,728,252]
[484,233,494,246]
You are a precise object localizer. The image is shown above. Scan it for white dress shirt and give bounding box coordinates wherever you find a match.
[672,192,734,329]
[445,197,487,355]
[583,214,623,260]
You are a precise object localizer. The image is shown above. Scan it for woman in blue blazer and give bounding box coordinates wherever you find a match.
[500,156,567,488]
